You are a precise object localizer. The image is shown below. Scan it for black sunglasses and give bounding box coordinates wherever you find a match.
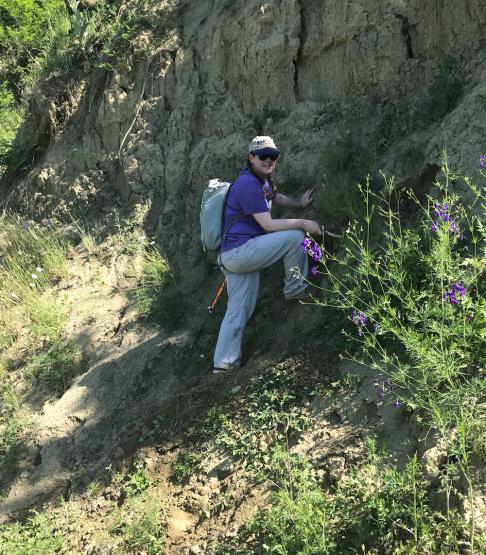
[252,152,279,161]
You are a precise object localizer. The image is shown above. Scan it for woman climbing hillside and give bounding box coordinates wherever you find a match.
[213,136,322,374]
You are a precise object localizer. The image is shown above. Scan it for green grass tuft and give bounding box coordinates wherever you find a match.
[25,340,81,394]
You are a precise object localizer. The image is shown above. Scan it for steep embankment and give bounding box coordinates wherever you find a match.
[1,0,486,549]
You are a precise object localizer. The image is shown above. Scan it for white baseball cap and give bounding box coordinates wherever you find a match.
[248,136,280,155]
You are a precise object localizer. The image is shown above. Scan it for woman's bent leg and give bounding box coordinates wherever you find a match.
[221,230,308,299]
[213,271,260,370]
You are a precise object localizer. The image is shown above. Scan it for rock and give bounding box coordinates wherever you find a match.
[327,456,346,483]
[166,508,198,538]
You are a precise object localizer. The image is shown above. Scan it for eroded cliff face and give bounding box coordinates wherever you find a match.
[3,0,486,278]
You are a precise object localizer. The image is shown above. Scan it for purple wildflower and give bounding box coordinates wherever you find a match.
[310,244,322,261]
[23,223,30,230]
[431,220,439,232]
[444,291,459,305]
[375,376,394,402]
[434,202,451,222]
[443,281,466,305]
[352,309,368,327]
[480,154,486,168]
[393,399,402,409]
[310,265,318,276]
[352,309,368,336]
[449,221,464,239]
[301,238,311,252]
[301,237,323,261]
[452,281,466,298]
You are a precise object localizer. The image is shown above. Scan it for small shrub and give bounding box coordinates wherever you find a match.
[0,414,24,457]
[28,293,68,339]
[0,83,24,164]
[316,160,486,456]
[196,407,230,442]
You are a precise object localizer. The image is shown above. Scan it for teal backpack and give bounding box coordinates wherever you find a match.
[200,179,242,251]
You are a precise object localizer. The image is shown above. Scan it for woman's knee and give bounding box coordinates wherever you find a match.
[288,229,305,246]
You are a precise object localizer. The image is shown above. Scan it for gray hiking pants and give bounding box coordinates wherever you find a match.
[213,230,308,370]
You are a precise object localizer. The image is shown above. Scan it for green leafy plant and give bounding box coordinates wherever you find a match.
[123,461,150,497]
[0,510,65,555]
[108,491,165,555]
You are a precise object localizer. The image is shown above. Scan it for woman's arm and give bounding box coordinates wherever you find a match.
[253,212,321,235]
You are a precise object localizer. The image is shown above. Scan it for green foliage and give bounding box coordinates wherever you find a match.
[107,490,165,554]
[0,82,23,163]
[0,412,24,457]
[0,509,65,554]
[172,451,203,484]
[211,490,234,516]
[0,0,66,86]
[243,443,475,554]
[25,339,81,393]
[317,160,486,456]
[311,158,485,551]
[311,372,361,399]
[196,407,231,442]
[0,216,69,309]
[0,215,75,394]
[189,368,311,476]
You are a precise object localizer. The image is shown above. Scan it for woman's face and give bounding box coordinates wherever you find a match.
[249,152,277,178]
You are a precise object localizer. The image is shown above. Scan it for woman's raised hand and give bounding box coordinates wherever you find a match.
[300,189,314,208]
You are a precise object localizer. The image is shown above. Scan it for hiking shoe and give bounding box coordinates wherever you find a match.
[212,367,231,376]
[284,286,310,301]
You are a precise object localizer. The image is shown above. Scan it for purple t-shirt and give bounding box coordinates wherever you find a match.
[220,168,276,253]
